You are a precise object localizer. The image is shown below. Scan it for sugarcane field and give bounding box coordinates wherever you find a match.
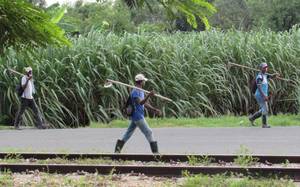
[1,0,300,186]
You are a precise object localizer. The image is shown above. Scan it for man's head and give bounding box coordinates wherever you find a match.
[24,67,32,76]
[260,63,268,73]
[135,74,148,86]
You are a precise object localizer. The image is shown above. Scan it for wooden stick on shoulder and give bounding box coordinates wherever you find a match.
[7,68,25,76]
[106,79,173,102]
[228,62,291,82]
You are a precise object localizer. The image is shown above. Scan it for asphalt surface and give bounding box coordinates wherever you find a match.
[0,127,299,155]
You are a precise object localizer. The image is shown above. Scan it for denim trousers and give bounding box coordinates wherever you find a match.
[255,96,268,115]
[121,118,155,143]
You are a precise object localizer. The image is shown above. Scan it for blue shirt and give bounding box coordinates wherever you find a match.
[131,89,145,121]
[255,72,269,99]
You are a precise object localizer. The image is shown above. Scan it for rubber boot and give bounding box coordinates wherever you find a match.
[249,111,262,126]
[262,115,270,128]
[14,123,21,130]
[37,125,47,129]
[150,141,159,154]
[114,139,125,153]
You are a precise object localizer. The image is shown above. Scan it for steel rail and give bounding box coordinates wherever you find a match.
[1,153,300,164]
[0,164,299,181]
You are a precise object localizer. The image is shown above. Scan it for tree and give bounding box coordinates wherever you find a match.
[246,0,300,31]
[0,0,70,52]
[210,0,252,30]
[27,0,47,8]
[113,0,217,30]
[59,1,135,34]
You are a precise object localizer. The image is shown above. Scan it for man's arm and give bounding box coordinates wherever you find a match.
[267,73,280,79]
[134,91,161,115]
[145,102,161,115]
[135,91,155,105]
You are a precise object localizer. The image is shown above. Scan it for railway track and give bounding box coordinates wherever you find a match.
[0,152,300,181]
[1,152,300,163]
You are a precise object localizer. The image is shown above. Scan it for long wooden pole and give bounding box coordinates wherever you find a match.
[228,62,291,82]
[106,79,173,102]
[7,68,24,76]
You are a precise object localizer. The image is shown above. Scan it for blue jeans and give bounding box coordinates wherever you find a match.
[255,96,268,115]
[121,118,155,143]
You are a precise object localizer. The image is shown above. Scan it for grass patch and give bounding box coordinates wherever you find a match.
[1,114,299,129]
[0,125,13,130]
[91,114,300,128]
[0,171,14,186]
[182,174,295,187]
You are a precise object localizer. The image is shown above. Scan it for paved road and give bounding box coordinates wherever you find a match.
[0,127,299,155]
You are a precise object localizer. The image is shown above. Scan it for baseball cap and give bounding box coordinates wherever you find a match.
[260,63,268,69]
[24,67,32,73]
[135,74,148,81]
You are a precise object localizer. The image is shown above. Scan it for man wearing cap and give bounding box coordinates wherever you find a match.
[14,67,46,130]
[249,63,279,128]
[114,74,161,154]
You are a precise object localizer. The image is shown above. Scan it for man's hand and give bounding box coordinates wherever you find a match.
[264,95,268,101]
[141,90,156,105]
[148,90,155,97]
[272,73,280,79]
[27,75,32,80]
[154,109,162,116]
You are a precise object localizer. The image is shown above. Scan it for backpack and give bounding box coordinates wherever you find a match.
[251,73,264,94]
[16,80,24,97]
[251,78,257,94]
[123,95,135,117]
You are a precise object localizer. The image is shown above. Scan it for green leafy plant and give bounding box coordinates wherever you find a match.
[246,0,300,31]
[0,0,70,52]
[3,153,22,163]
[59,1,135,34]
[234,145,259,166]
[121,0,217,29]
[0,170,13,186]
[283,159,290,167]
[188,155,215,166]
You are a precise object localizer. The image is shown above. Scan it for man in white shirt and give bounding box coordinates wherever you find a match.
[14,67,46,130]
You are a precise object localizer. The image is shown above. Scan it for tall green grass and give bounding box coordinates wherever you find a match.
[0,28,299,127]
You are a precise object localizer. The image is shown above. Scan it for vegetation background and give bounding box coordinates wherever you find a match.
[0,0,299,127]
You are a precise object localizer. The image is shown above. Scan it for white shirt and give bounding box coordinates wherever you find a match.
[21,75,35,99]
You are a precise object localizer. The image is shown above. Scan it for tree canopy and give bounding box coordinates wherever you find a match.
[121,0,217,29]
[0,0,70,52]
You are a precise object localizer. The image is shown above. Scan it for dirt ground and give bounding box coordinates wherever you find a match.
[8,172,181,187]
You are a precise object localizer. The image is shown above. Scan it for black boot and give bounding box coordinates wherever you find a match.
[262,115,270,128]
[150,141,159,154]
[249,111,262,126]
[114,139,125,153]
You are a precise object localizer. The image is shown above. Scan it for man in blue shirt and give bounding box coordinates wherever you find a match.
[249,63,279,128]
[114,74,162,153]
